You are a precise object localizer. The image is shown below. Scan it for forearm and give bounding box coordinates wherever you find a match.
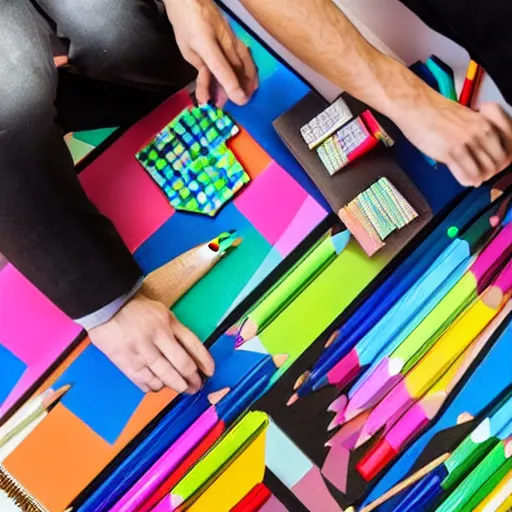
[240,0,436,119]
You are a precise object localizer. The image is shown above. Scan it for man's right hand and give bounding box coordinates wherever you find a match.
[89,290,215,394]
[393,89,512,187]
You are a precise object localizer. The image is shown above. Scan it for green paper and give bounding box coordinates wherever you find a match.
[436,442,511,512]
[173,226,272,341]
[246,232,339,333]
[73,127,118,147]
[259,239,388,377]
[171,411,268,504]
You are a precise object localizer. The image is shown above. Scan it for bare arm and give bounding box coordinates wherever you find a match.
[241,0,512,186]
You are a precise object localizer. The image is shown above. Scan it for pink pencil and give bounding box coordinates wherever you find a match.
[110,405,222,512]
[343,222,512,424]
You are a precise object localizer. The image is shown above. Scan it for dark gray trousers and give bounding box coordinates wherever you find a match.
[0,0,196,319]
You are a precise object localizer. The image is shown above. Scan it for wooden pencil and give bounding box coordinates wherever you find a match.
[142,231,241,307]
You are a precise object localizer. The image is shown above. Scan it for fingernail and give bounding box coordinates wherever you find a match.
[232,88,248,105]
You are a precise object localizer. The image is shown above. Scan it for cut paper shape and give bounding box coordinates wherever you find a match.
[64,134,95,164]
[292,467,343,512]
[274,195,328,258]
[136,105,250,217]
[218,247,284,323]
[321,444,351,493]
[53,344,145,444]
[0,345,26,405]
[259,495,289,512]
[0,265,81,415]
[227,125,272,180]
[235,161,311,245]
[3,404,112,512]
[265,420,313,489]
[73,128,117,147]
[79,90,194,252]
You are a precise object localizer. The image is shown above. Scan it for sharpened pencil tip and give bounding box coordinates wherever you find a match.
[287,393,299,407]
[207,387,231,405]
[355,431,371,449]
[327,414,342,432]
[324,330,339,349]
[273,354,289,368]
[231,237,243,248]
[43,384,72,409]
[293,372,309,391]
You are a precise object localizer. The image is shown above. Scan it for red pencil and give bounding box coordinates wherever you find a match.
[459,60,481,107]
[230,483,272,512]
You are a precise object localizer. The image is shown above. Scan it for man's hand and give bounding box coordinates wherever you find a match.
[393,89,512,187]
[164,0,258,107]
[89,290,215,394]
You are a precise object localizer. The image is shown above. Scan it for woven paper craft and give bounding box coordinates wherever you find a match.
[137,105,250,216]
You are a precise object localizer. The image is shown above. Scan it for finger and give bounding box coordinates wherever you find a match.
[195,65,212,105]
[477,124,508,171]
[480,103,512,154]
[448,144,484,187]
[155,333,203,393]
[200,39,247,105]
[237,43,259,95]
[132,365,162,393]
[139,340,188,394]
[473,139,501,180]
[170,315,215,377]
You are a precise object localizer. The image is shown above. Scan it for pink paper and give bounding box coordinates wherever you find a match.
[259,495,288,512]
[0,265,81,414]
[292,467,342,512]
[235,161,309,246]
[274,195,327,257]
[110,407,219,512]
[322,444,350,493]
[79,90,194,252]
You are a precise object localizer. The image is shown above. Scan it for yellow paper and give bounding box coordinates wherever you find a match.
[188,428,267,511]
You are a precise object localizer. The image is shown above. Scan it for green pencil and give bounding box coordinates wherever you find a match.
[435,437,512,512]
[236,229,351,343]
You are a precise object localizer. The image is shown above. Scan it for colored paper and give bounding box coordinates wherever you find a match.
[73,127,117,147]
[78,90,193,252]
[0,345,26,405]
[292,467,343,512]
[321,443,350,493]
[264,420,313,488]
[235,161,310,245]
[259,495,288,512]
[64,133,95,164]
[53,344,144,444]
[0,265,81,415]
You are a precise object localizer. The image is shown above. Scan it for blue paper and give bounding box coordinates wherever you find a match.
[53,345,145,444]
[0,344,26,406]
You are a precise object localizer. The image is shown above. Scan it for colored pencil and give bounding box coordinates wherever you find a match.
[343,219,512,422]
[293,176,511,402]
[435,437,512,512]
[110,349,285,512]
[360,453,451,512]
[78,391,211,512]
[473,469,512,512]
[459,60,482,107]
[235,229,350,345]
[143,231,241,307]
[230,483,272,512]
[356,324,512,481]
[0,385,71,460]
[355,260,512,447]
[167,411,269,511]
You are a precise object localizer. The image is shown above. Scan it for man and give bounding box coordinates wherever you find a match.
[1,0,510,395]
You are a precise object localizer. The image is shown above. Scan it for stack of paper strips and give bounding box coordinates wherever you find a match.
[339,177,419,255]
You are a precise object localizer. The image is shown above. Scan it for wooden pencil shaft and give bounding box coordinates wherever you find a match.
[360,453,450,512]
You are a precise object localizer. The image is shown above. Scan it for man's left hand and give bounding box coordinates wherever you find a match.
[165,0,258,106]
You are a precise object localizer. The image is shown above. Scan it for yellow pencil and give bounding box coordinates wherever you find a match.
[473,468,512,512]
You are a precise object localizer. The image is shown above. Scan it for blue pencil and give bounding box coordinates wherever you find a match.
[78,392,210,512]
[291,179,511,403]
